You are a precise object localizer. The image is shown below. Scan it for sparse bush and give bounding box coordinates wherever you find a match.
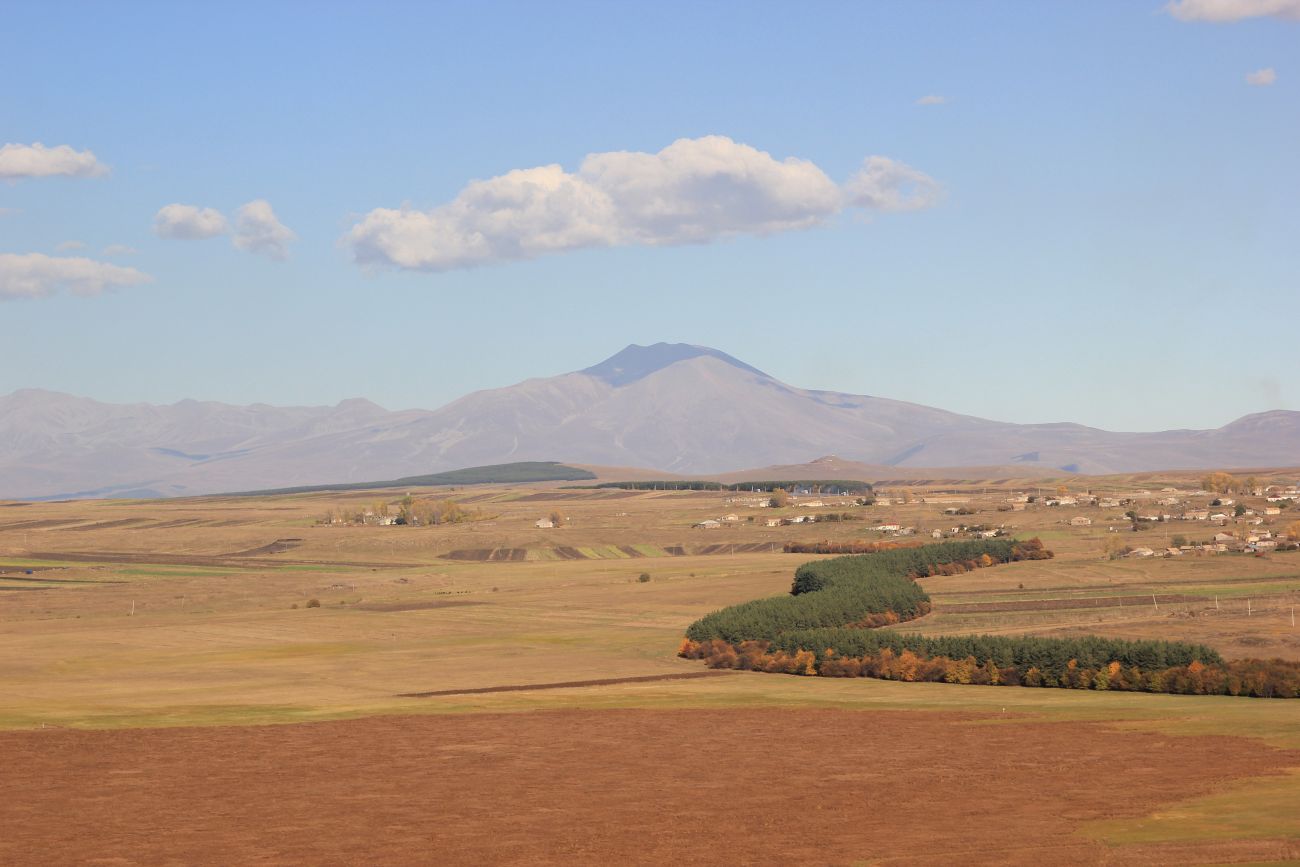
[638,572,651,583]
[306,598,321,608]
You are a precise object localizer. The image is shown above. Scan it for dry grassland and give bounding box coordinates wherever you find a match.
[1,473,1298,862]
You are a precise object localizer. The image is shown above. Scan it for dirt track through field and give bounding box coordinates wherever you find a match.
[1,708,1295,866]
[397,670,734,696]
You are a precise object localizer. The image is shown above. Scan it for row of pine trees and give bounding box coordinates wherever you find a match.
[681,539,1300,698]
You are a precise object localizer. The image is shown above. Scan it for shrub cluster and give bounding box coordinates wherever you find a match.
[679,639,1298,698]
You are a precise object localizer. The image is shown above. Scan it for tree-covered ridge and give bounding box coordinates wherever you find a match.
[681,540,1300,698]
[240,462,597,496]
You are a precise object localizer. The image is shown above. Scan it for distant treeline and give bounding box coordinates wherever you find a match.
[680,539,1300,698]
[581,479,874,494]
[784,540,922,555]
[239,462,597,496]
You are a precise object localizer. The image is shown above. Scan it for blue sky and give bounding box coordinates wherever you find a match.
[1,1,1295,431]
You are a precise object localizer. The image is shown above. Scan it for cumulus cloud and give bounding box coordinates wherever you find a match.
[1165,0,1300,20]
[153,203,228,239]
[345,136,940,272]
[55,240,87,252]
[1246,67,1278,85]
[232,199,296,260]
[916,95,947,105]
[0,142,108,180]
[102,244,138,256]
[0,253,151,300]
[843,156,945,212]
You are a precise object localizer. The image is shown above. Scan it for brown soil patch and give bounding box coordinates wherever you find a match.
[224,538,304,557]
[0,708,1294,866]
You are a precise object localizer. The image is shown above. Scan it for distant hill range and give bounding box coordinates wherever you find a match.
[2,342,1297,499]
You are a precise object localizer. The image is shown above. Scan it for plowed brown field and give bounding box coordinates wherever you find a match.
[2,708,1296,866]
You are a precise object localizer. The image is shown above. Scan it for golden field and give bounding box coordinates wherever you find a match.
[2,472,1298,864]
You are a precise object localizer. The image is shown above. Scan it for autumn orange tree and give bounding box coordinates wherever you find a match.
[1201,472,1240,494]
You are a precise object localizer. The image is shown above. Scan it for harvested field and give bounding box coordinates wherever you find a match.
[55,518,155,532]
[352,599,485,613]
[936,593,1205,613]
[1,708,1295,866]
[0,518,89,531]
[441,541,785,561]
[23,550,416,569]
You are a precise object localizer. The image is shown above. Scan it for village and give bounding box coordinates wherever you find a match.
[673,480,1300,559]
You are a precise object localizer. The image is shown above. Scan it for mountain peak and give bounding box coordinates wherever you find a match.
[580,342,769,387]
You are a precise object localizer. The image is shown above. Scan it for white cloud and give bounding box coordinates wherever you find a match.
[232,199,296,260]
[1246,67,1278,85]
[844,156,944,212]
[1165,0,1300,21]
[102,244,138,256]
[0,142,108,180]
[0,207,18,218]
[55,240,87,252]
[345,135,940,272]
[153,203,228,239]
[0,253,151,300]
[916,95,947,105]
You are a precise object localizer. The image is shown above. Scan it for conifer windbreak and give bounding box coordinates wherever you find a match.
[688,540,1032,646]
[677,539,1300,697]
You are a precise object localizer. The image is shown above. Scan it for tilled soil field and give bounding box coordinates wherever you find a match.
[1,708,1296,866]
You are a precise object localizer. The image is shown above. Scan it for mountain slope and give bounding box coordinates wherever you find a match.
[1,343,1297,498]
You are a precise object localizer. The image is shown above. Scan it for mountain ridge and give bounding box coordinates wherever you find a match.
[1,343,1297,499]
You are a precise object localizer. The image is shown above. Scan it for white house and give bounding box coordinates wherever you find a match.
[693,519,722,530]
[1069,516,1092,527]
[535,518,555,529]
